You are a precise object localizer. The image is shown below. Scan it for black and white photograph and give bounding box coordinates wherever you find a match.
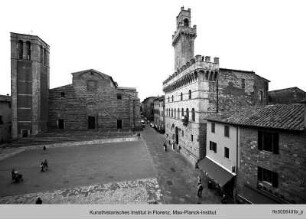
[0,0,306,218]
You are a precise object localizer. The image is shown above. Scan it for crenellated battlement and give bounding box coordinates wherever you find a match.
[172,25,197,46]
[163,55,220,86]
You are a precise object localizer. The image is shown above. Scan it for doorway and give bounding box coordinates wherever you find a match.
[117,119,122,129]
[88,116,96,129]
[175,127,179,144]
[22,130,28,137]
[58,119,64,129]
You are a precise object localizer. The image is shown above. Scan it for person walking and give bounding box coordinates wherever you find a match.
[197,181,204,198]
[163,140,167,151]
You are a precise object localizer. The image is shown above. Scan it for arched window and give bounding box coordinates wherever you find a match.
[184,18,189,27]
[181,108,184,116]
[172,95,174,102]
[189,90,192,99]
[181,92,183,100]
[174,109,176,118]
[40,46,44,63]
[186,108,189,119]
[26,41,31,60]
[178,108,180,118]
[192,108,195,121]
[171,108,173,117]
[43,48,47,65]
[17,40,23,59]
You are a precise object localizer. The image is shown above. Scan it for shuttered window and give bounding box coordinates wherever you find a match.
[258,130,279,154]
[258,166,278,188]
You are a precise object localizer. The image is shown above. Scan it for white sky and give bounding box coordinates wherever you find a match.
[0,0,305,101]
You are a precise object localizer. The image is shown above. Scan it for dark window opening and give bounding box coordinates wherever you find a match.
[117,119,122,129]
[40,46,44,63]
[18,40,23,59]
[191,135,193,142]
[60,92,65,98]
[186,108,189,120]
[258,131,279,154]
[58,119,64,129]
[181,92,183,100]
[117,94,122,99]
[241,78,245,89]
[192,108,195,121]
[43,48,47,65]
[0,116,3,124]
[26,41,31,60]
[209,141,217,153]
[172,95,174,102]
[88,116,95,129]
[224,125,230,137]
[22,130,28,137]
[183,18,189,27]
[181,108,184,117]
[259,90,263,103]
[224,147,229,158]
[189,90,192,99]
[211,122,215,133]
[258,166,278,188]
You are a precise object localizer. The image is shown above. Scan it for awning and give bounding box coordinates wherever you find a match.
[198,157,234,187]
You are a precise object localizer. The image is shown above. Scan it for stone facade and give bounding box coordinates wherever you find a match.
[163,8,269,166]
[10,32,50,139]
[237,127,306,204]
[268,87,306,104]
[0,95,11,144]
[142,97,156,122]
[153,96,165,132]
[48,69,141,131]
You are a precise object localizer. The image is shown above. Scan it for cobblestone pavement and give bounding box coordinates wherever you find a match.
[0,178,161,204]
[141,125,222,204]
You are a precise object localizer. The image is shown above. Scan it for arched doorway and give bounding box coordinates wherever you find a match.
[175,127,179,144]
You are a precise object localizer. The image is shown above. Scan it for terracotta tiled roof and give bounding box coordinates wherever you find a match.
[206,104,305,131]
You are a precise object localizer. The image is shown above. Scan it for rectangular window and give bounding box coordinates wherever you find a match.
[60,92,65,98]
[191,135,193,142]
[241,78,245,89]
[259,90,263,103]
[117,94,122,99]
[211,122,215,133]
[258,166,278,188]
[224,125,230,137]
[224,147,229,158]
[0,116,3,124]
[209,141,217,153]
[258,131,279,154]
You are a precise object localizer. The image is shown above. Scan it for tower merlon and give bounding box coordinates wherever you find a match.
[163,55,219,86]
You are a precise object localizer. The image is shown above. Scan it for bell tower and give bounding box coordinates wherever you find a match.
[11,32,50,139]
[172,7,197,70]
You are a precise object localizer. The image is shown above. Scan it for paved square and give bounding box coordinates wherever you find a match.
[0,141,161,204]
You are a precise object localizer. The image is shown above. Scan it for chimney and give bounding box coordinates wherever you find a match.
[205,56,211,62]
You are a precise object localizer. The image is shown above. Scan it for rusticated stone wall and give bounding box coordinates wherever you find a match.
[237,127,306,204]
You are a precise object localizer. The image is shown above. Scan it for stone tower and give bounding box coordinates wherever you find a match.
[172,6,197,70]
[11,32,50,139]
